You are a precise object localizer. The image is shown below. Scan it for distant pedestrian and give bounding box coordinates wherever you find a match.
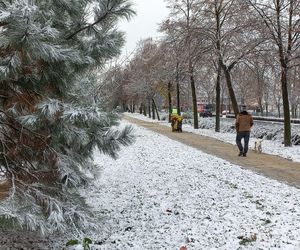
[235,105,253,157]
[171,113,183,132]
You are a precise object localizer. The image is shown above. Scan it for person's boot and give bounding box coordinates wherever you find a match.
[238,152,243,156]
[243,153,247,157]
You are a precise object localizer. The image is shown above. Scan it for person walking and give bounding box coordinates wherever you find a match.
[235,105,253,157]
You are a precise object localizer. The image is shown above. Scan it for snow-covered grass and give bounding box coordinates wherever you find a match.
[125,112,300,162]
[82,120,300,249]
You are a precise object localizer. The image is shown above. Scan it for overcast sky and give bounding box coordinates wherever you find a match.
[118,0,169,59]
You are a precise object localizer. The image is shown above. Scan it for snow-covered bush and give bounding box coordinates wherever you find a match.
[291,132,300,145]
[182,111,194,120]
[159,112,169,121]
[189,117,300,145]
[198,118,215,129]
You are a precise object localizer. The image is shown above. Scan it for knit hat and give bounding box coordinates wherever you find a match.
[240,105,247,112]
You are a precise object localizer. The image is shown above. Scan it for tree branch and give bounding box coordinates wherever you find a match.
[0,21,8,27]
[66,12,109,40]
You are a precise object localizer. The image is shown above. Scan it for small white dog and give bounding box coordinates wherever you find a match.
[254,138,264,153]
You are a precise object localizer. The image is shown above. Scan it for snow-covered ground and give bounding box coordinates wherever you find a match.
[81,119,300,249]
[125,112,300,163]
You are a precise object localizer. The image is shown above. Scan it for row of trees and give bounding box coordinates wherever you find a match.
[107,0,300,147]
[0,0,134,234]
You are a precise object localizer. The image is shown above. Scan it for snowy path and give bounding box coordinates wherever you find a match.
[125,112,300,163]
[86,121,300,249]
[124,115,300,188]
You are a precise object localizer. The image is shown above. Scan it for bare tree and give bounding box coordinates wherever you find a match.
[166,0,205,129]
[247,0,300,146]
[160,20,186,116]
[201,0,265,115]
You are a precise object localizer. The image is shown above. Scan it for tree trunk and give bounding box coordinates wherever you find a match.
[190,69,199,129]
[143,103,147,116]
[220,63,239,116]
[221,91,224,114]
[132,101,135,113]
[122,102,126,112]
[265,102,269,117]
[291,104,295,118]
[176,62,181,115]
[259,97,263,116]
[130,100,133,113]
[260,105,264,116]
[168,81,172,123]
[152,99,155,120]
[294,105,298,119]
[139,104,142,114]
[152,98,160,121]
[276,0,291,146]
[148,97,151,118]
[215,64,221,132]
[281,63,292,146]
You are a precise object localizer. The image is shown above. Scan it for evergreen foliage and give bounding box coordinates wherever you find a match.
[0,0,135,234]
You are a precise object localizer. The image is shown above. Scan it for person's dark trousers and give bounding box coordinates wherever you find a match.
[236,131,250,155]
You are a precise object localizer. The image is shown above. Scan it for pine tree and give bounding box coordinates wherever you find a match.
[0,0,135,234]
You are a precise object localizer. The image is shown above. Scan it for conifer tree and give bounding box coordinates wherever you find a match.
[0,0,135,234]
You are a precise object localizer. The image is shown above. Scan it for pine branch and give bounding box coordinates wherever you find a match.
[66,0,135,40]
[66,12,110,40]
[0,21,8,27]
[0,0,135,234]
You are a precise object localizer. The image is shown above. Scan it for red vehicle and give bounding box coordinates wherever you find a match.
[198,103,213,117]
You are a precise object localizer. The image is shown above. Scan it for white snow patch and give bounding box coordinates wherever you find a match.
[81,119,300,249]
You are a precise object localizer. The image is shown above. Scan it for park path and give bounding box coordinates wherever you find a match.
[124,115,300,189]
